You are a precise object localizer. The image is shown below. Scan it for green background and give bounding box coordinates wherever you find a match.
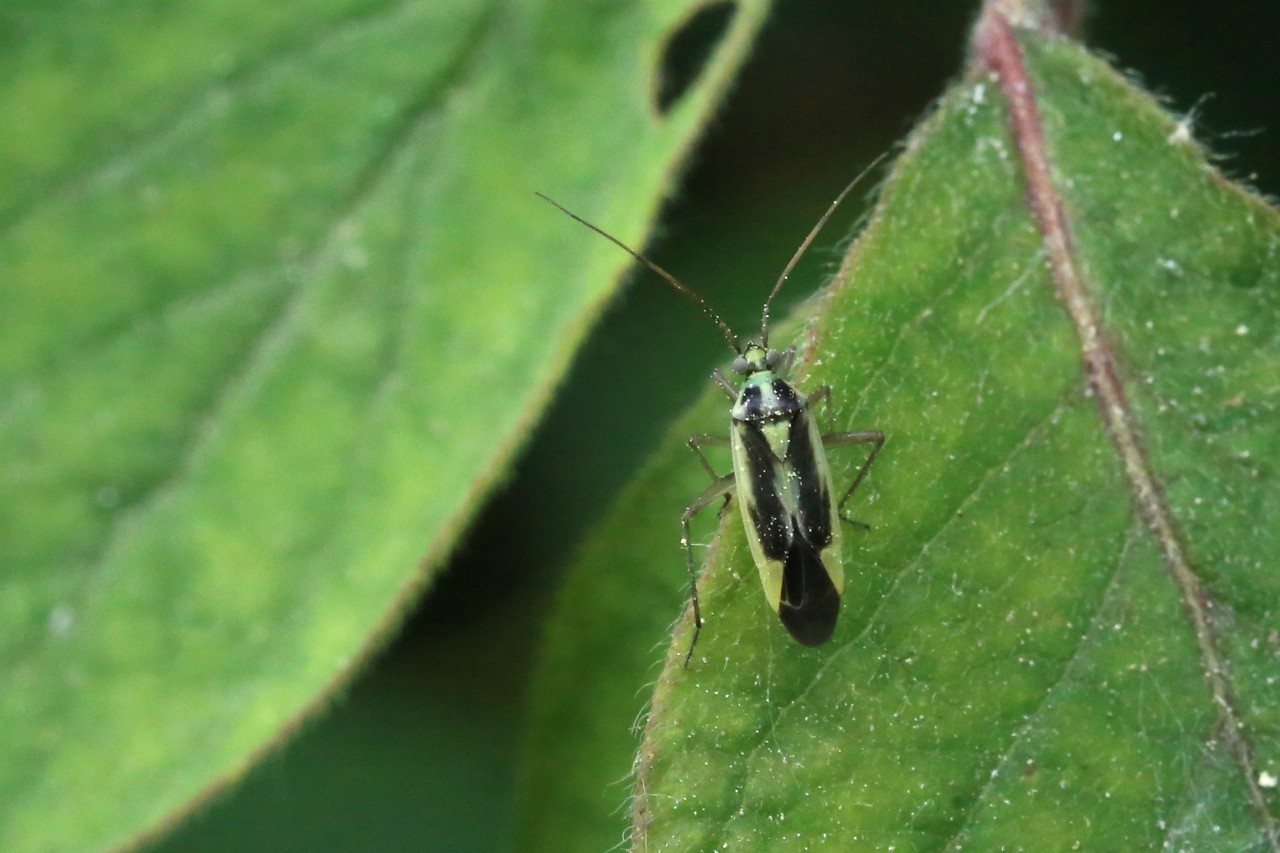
[148,2,1280,851]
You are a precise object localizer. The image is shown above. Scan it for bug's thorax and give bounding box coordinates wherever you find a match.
[730,343,807,463]
[730,343,806,421]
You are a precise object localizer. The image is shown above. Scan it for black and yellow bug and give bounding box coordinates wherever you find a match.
[539,171,883,661]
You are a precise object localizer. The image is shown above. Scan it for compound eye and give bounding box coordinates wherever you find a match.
[764,350,783,369]
[732,356,750,374]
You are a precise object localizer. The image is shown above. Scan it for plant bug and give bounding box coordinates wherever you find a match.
[538,167,884,663]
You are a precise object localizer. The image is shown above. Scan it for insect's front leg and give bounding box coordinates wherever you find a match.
[681,473,737,667]
[807,384,836,430]
[776,346,797,374]
[711,368,738,400]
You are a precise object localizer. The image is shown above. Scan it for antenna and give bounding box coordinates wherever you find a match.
[759,152,889,346]
[537,192,741,352]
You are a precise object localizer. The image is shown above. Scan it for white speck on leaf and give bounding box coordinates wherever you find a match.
[49,605,75,636]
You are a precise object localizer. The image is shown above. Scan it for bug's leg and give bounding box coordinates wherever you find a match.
[806,385,884,525]
[711,368,738,400]
[824,429,885,528]
[777,345,797,374]
[688,434,734,518]
[681,473,737,668]
[696,373,735,510]
[807,384,844,433]
[687,433,731,483]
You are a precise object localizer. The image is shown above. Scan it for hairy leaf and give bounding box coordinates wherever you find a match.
[0,1,769,849]
[526,13,1280,852]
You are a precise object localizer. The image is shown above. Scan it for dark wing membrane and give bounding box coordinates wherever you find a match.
[785,412,833,547]
[738,405,840,645]
[777,523,840,646]
[738,421,791,561]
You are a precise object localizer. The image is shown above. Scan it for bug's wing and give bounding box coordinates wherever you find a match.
[787,407,834,543]
[733,419,791,613]
[777,408,847,646]
[776,411,843,645]
[776,526,841,646]
[790,407,845,597]
[732,407,845,646]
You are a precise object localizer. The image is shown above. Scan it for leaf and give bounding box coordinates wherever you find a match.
[524,8,1280,852]
[0,1,771,850]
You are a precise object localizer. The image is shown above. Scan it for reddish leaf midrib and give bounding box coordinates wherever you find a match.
[976,6,1278,848]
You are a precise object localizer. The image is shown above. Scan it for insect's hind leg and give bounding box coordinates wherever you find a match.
[681,473,736,667]
[675,364,751,663]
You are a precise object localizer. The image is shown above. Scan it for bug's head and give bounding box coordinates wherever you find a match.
[732,343,784,376]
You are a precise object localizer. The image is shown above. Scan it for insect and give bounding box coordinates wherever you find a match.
[538,171,883,663]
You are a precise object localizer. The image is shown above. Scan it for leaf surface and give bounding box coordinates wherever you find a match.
[0,1,770,849]
[525,14,1280,852]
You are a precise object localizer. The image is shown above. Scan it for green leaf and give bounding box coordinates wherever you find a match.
[0,1,771,850]
[525,14,1280,852]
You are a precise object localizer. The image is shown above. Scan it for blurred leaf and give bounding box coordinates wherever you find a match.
[0,0,771,850]
[525,16,1280,853]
